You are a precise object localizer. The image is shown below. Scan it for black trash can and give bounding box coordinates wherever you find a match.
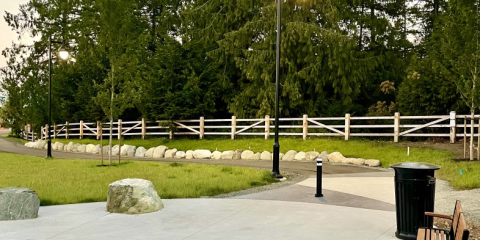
[391,162,440,240]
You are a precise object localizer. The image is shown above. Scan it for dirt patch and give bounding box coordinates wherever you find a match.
[434,218,480,240]
[397,140,478,160]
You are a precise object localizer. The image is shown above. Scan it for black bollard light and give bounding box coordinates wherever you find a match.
[315,157,323,197]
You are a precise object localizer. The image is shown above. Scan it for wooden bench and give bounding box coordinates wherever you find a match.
[417,200,470,240]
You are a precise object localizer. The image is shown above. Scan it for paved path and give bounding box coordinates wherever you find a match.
[0,132,399,239]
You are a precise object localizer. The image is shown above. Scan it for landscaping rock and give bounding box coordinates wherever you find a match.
[0,187,40,221]
[351,158,366,166]
[51,142,57,150]
[103,146,110,155]
[328,152,346,163]
[165,149,177,158]
[283,150,297,161]
[121,145,136,157]
[63,145,67,151]
[319,151,329,162]
[305,151,320,161]
[279,153,284,161]
[57,142,65,151]
[144,148,155,158]
[294,152,306,161]
[66,142,75,151]
[175,151,186,158]
[106,178,163,214]
[253,152,261,160]
[221,151,234,159]
[193,149,211,159]
[135,147,147,157]
[111,145,120,155]
[44,143,48,150]
[24,142,36,148]
[72,143,81,152]
[35,140,47,149]
[153,146,167,158]
[185,150,194,159]
[241,150,255,160]
[78,144,87,153]
[365,159,381,167]
[233,149,243,160]
[260,151,271,160]
[92,144,101,154]
[86,144,96,153]
[212,151,222,160]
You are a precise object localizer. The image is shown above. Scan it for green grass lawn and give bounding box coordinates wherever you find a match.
[0,152,278,206]
[48,136,479,190]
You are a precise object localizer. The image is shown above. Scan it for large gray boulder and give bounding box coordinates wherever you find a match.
[164,149,177,158]
[0,187,40,221]
[294,152,306,161]
[57,142,65,151]
[233,149,243,160]
[121,145,136,156]
[24,142,36,148]
[78,144,87,153]
[35,140,47,149]
[66,142,75,151]
[279,153,284,161]
[71,143,81,152]
[221,151,234,159]
[260,151,271,160]
[365,159,381,167]
[328,152,346,163]
[185,150,194,159]
[241,150,255,160]
[193,149,212,159]
[92,144,101,154]
[135,147,147,157]
[86,144,96,153]
[175,151,186,158]
[211,151,222,160]
[111,145,120,155]
[144,148,155,158]
[350,158,366,165]
[153,146,168,158]
[106,179,163,214]
[305,151,320,161]
[252,152,261,160]
[283,150,297,161]
[319,151,329,162]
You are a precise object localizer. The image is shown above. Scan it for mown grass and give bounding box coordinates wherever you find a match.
[0,152,278,206]
[48,136,479,190]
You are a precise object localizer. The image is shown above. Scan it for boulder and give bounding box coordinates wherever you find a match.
[283,150,297,161]
[103,146,111,155]
[241,150,255,160]
[63,145,68,151]
[365,159,381,167]
[111,145,120,155]
[71,143,81,152]
[44,143,48,150]
[153,146,168,158]
[78,145,87,153]
[57,142,65,151]
[106,178,163,214]
[294,152,306,161]
[35,140,47,149]
[305,151,320,161]
[0,187,40,221]
[121,145,136,156]
[175,151,186,158]
[328,152,346,163]
[221,151,234,160]
[212,151,222,160]
[144,148,155,158]
[24,142,36,148]
[233,149,243,160]
[279,153,284,161]
[66,142,75,151]
[260,151,271,160]
[351,158,366,166]
[193,149,211,159]
[164,149,177,158]
[92,144,101,154]
[51,142,57,150]
[86,144,96,153]
[319,151,329,162]
[135,147,147,157]
[185,150,194,159]
[252,152,261,160]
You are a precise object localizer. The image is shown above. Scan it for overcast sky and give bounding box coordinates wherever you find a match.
[0,0,33,68]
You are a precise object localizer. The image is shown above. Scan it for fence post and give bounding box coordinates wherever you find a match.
[65,121,69,139]
[97,121,102,140]
[231,116,236,140]
[118,119,122,140]
[265,115,270,140]
[303,114,308,140]
[79,120,84,139]
[141,118,146,140]
[464,117,467,159]
[394,112,400,142]
[53,124,57,139]
[43,125,46,140]
[449,111,457,143]
[345,114,351,140]
[199,117,204,139]
[477,119,479,160]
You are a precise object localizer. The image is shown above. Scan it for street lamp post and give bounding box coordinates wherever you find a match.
[47,35,70,158]
[272,0,283,178]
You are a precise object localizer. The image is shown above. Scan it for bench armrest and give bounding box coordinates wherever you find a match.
[425,212,453,220]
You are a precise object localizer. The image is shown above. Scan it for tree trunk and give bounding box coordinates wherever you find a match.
[108,65,115,166]
[470,110,475,160]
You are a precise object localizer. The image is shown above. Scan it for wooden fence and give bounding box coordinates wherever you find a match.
[27,111,479,145]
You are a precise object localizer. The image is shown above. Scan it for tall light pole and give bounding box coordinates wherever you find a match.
[47,35,70,158]
[272,0,282,178]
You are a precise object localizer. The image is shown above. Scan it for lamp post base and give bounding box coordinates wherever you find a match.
[271,142,283,179]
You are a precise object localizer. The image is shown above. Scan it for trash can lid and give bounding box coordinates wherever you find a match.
[390,162,441,170]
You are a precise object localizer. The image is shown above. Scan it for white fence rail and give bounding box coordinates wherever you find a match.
[23,111,480,143]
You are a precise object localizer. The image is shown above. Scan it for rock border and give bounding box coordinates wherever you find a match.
[24,140,381,167]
